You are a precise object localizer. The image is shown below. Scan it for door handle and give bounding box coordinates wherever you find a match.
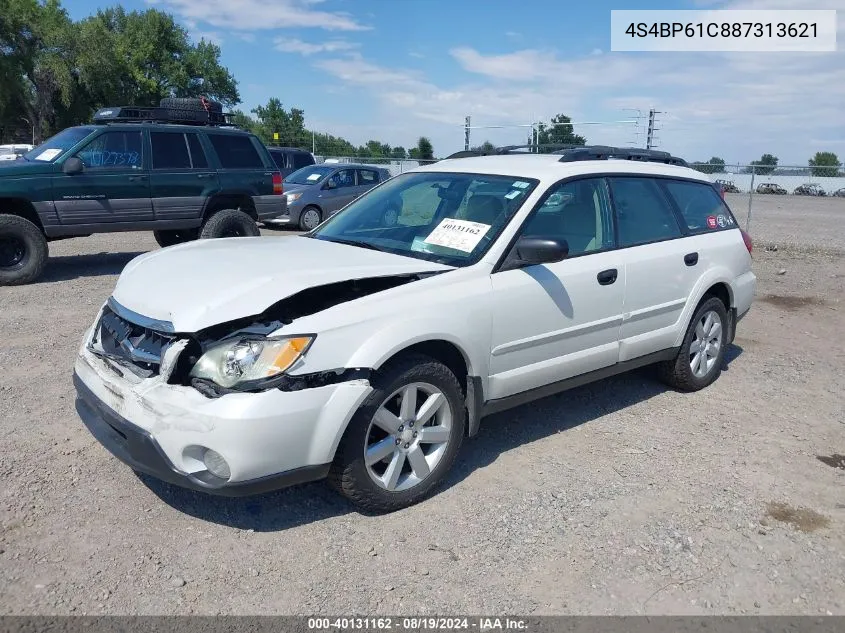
[597,269,618,285]
[684,252,699,266]
[128,175,147,181]
[197,173,213,179]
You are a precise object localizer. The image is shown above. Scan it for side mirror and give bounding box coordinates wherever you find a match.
[501,237,569,272]
[63,156,83,175]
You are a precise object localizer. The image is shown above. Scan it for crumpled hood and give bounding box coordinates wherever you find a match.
[112,236,453,332]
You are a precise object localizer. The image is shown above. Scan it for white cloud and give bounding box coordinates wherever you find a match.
[274,38,359,55]
[151,0,371,31]
[409,51,425,59]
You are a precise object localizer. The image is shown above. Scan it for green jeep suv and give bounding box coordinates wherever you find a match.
[0,100,286,285]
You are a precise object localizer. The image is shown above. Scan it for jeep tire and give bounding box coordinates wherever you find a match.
[0,214,49,286]
[199,209,260,239]
[153,228,199,248]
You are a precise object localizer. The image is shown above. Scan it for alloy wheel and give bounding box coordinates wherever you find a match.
[689,309,722,378]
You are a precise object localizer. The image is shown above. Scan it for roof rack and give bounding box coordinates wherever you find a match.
[444,144,688,167]
[92,105,235,127]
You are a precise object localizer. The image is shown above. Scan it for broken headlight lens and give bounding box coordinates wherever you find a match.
[189,336,314,389]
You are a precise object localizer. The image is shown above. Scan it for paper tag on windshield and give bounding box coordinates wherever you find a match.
[35,149,61,162]
[423,219,490,253]
[306,173,321,181]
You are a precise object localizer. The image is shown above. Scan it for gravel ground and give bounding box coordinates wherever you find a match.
[1,202,844,616]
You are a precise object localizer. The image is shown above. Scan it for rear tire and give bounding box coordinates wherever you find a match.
[658,296,729,392]
[0,214,48,286]
[328,354,465,513]
[153,228,198,248]
[199,209,260,239]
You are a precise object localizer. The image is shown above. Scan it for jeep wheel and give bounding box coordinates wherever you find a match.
[0,214,48,286]
[658,296,729,392]
[153,228,198,248]
[199,209,260,239]
[328,354,465,513]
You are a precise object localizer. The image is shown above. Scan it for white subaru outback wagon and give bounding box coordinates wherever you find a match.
[74,146,756,512]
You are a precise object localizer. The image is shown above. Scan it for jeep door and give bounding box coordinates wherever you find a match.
[148,130,218,221]
[52,130,152,225]
[487,177,625,400]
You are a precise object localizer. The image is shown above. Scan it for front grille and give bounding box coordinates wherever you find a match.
[94,306,176,378]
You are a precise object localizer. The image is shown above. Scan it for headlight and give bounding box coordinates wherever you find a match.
[286,192,302,204]
[189,336,314,389]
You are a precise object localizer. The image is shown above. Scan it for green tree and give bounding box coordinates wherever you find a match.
[750,153,778,175]
[808,151,841,177]
[691,157,726,174]
[472,140,496,153]
[252,98,306,146]
[535,114,586,153]
[390,146,407,159]
[416,136,434,160]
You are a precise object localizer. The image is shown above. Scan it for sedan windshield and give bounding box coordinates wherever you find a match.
[309,171,539,267]
[284,165,335,185]
[24,127,95,162]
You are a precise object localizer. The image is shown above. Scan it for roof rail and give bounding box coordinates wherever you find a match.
[92,105,234,127]
[444,144,688,166]
[554,145,688,167]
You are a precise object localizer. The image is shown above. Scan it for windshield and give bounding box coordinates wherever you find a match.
[23,127,96,162]
[310,171,539,267]
[284,165,335,185]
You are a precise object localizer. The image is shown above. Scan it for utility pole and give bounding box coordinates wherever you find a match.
[646,108,662,149]
[464,116,471,151]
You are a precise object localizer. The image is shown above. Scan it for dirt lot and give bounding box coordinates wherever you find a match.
[1,199,844,616]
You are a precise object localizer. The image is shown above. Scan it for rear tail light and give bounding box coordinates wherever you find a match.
[272,172,283,195]
[740,228,753,253]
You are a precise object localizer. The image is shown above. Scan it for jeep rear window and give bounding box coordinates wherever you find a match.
[24,127,95,162]
[207,134,264,169]
[151,132,191,169]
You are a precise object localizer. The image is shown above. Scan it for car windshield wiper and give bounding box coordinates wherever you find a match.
[323,237,391,253]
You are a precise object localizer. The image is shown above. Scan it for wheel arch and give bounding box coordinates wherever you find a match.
[0,198,46,234]
[673,271,737,348]
[203,193,257,221]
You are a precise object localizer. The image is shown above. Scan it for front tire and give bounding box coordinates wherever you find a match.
[658,296,729,392]
[328,354,466,513]
[0,214,48,286]
[199,209,260,239]
[153,228,198,248]
[298,205,322,231]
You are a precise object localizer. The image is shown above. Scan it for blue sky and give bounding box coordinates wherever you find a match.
[66,0,843,164]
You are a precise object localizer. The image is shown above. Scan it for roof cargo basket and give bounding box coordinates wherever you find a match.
[92,99,232,127]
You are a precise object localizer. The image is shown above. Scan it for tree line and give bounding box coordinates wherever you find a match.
[0,0,433,159]
[692,152,843,177]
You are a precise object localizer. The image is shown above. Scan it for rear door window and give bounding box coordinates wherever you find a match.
[608,177,683,247]
[186,134,208,168]
[207,134,264,169]
[358,169,380,186]
[150,132,190,169]
[662,179,737,233]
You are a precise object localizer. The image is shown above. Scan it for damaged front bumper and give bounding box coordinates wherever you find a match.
[73,334,373,496]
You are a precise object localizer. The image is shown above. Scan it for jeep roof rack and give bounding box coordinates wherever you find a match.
[92,105,236,127]
[444,144,688,167]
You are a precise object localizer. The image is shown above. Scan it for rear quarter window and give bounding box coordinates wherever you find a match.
[662,179,738,233]
[207,134,264,169]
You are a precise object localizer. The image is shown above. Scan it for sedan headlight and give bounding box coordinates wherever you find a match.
[286,192,302,204]
[190,336,314,389]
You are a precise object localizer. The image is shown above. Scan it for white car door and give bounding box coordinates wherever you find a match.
[487,177,624,400]
[608,176,693,362]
